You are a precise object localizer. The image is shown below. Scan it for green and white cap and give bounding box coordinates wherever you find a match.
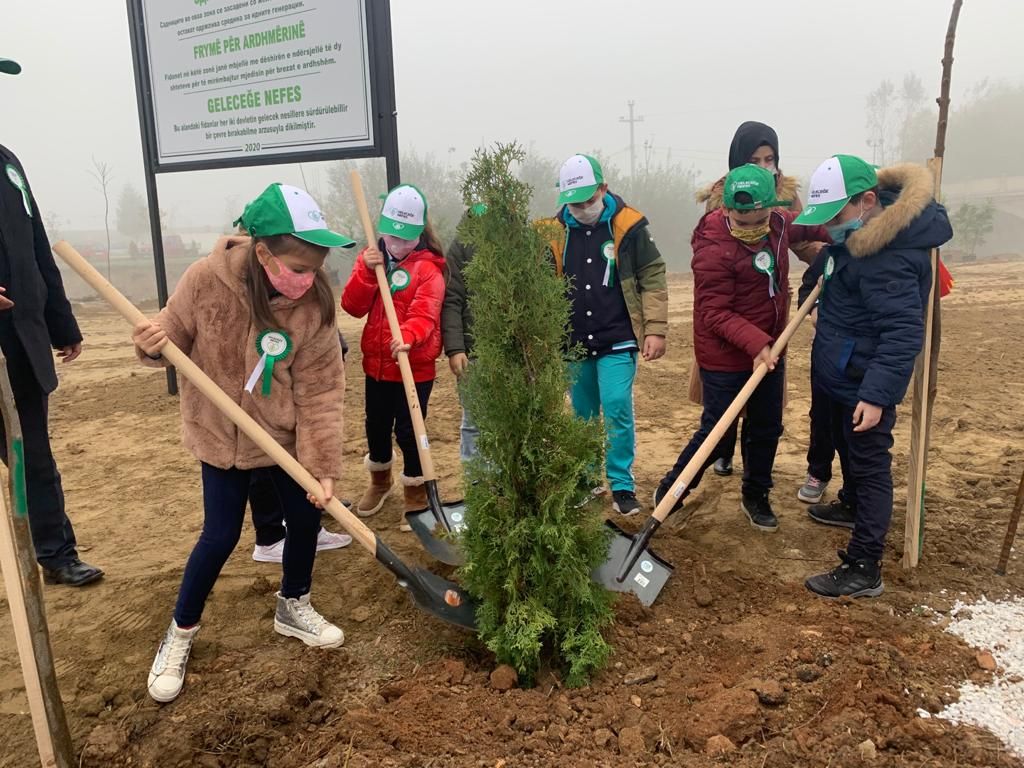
[794,154,878,225]
[235,183,354,248]
[723,164,791,210]
[379,184,428,240]
[0,58,21,75]
[557,154,604,206]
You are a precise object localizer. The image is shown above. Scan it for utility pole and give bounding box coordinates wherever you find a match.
[620,100,644,180]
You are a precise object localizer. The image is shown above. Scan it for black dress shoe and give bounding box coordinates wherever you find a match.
[43,560,104,587]
[713,457,733,477]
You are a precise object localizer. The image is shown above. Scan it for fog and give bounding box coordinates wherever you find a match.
[3,0,1021,273]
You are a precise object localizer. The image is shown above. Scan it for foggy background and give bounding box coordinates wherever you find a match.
[2,0,1022,298]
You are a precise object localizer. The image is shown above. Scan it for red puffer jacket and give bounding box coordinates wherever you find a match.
[341,245,445,383]
[692,208,829,372]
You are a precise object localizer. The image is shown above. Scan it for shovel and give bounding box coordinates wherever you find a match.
[597,282,823,606]
[350,171,465,567]
[52,241,477,631]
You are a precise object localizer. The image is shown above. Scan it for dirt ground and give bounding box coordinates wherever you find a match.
[2,262,1024,767]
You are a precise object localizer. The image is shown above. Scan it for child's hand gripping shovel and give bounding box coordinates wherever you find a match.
[52,241,477,630]
[594,282,824,607]
[350,171,466,567]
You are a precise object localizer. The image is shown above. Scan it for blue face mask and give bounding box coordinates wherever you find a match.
[827,211,865,245]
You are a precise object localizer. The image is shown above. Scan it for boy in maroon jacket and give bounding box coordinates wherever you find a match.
[654,165,829,530]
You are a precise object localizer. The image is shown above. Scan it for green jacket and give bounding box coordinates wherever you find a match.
[441,233,474,357]
[542,197,669,344]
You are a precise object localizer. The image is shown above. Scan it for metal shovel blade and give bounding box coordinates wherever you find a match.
[374,538,477,630]
[404,481,466,566]
[594,520,674,607]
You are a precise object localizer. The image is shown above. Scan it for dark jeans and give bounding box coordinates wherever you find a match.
[249,469,286,547]
[174,463,320,627]
[807,369,837,482]
[662,361,785,497]
[365,375,433,477]
[0,332,78,568]
[826,393,897,562]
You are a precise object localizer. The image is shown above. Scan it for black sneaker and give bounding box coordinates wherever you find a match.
[807,499,856,529]
[713,457,733,477]
[612,490,642,517]
[805,551,884,598]
[652,483,684,516]
[741,491,778,532]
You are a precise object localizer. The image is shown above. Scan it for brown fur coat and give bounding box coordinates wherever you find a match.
[137,236,345,479]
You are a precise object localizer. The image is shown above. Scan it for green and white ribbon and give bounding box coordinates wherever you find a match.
[245,330,292,396]
[389,267,411,294]
[823,254,836,294]
[5,164,32,217]
[601,241,616,287]
[753,249,777,297]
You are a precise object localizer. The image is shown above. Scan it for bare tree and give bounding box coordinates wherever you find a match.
[88,158,114,279]
[866,79,896,165]
[44,210,62,241]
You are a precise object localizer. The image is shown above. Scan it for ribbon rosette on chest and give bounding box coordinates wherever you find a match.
[5,164,32,217]
[601,241,616,287]
[753,249,778,298]
[389,267,411,294]
[245,330,292,397]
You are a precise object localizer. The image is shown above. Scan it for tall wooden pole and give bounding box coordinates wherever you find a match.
[0,351,74,768]
[903,0,963,569]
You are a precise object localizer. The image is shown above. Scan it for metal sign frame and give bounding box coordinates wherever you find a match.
[125,0,400,393]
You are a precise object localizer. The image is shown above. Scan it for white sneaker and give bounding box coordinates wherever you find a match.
[316,528,352,551]
[252,539,285,563]
[148,620,199,703]
[253,528,352,563]
[274,593,344,648]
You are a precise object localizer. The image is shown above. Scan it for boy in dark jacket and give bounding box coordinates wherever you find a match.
[442,204,485,463]
[795,155,952,598]
[543,154,668,517]
[655,164,828,530]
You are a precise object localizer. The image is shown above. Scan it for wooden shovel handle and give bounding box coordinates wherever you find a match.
[349,171,436,481]
[51,241,377,554]
[652,282,823,523]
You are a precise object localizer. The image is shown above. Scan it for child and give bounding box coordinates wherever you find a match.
[542,154,668,517]
[250,332,352,563]
[133,183,352,703]
[693,121,827,483]
[341,185,445,518]
[442,203,486,464]
[795,156,952,598]
[655,165,828,530]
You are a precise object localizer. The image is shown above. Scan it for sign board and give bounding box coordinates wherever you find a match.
[129,0,396,173]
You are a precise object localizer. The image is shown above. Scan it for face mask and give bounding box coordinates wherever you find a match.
[569,196,604,225]
[263,256,316,300]
[383,234,418,260]
[827,209,865,245]
[729,221,771,245]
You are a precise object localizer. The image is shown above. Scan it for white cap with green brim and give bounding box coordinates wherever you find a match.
[235,183,355,248]
[557,154,604,206]
[379,184,427,240]
[0,58,22,75]
[794,154,879,226]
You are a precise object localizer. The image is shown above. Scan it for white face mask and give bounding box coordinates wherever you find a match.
[383,234,417,260]
[569,195,605,225]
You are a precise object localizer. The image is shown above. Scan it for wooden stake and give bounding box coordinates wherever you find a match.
[903,0,963,570]
[996,466,1024,576]
[0,351,74,768]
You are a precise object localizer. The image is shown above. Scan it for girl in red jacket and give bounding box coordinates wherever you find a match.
[341,184,445,518]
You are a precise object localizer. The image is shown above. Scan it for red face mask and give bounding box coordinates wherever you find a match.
[263,256,316,300]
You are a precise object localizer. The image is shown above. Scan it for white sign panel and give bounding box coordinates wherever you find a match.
[139,0,374,166]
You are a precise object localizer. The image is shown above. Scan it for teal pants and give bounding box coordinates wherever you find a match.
[570,351,638,492]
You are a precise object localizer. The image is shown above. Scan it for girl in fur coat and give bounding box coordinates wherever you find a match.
[132,183,353,703]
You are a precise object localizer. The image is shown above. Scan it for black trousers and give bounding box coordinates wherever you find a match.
[0,331,78,568]
[824,389,898,562]
[806,364,837,482]
[365,375,433,477]
[661,361,785,498]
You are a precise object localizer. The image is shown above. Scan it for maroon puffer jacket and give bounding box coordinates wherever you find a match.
[691,208,829,372]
